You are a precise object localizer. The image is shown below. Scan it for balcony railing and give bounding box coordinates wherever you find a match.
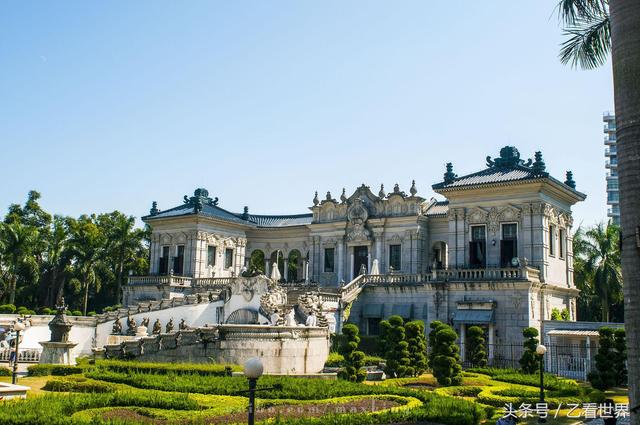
[128,275,192,286]
[0,348,41,363]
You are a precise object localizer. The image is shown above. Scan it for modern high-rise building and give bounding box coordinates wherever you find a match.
[604,111,619,225]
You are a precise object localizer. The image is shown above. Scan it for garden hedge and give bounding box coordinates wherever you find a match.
[27,364,85,377]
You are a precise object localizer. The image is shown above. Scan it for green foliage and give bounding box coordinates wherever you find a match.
[560,307,570,321]
[0,304,16,313]
[95,359,241,376]
[324,352,384,368]
[519,327,540,374]
[466,326,487,368]
[0,367,11,376]
[588,327,626,389]
[551,307,562,320]
[573,223,623,322]
[27,364,85,377]
[0,191,149,312]
[336,323,366,382]
[613,328,627,386]
[428,321,462,386]
[380,315,410,378]
[466,367,581,392]
[405,320,427,376]
[43,376,117,393]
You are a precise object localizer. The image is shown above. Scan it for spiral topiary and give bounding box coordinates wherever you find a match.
[467,325,487,368]
[519,327,540,374]
[337,323,367,382]
[429,321,462,386]
[379,315,410,378]
[405,320,428,376]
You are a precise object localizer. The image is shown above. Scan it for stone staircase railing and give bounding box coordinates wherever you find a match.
[0,348,41,363]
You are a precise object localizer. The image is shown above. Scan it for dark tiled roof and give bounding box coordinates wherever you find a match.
[144,204,312,228]
[242,214,313,228]
[424,200,449,216]
[432,166,547,190]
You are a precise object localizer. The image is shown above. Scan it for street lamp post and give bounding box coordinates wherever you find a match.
[244,357,264,425]
[536,344,547,424]
[11,320,26,385]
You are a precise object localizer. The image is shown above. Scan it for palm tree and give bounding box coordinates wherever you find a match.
[573,223,623,322]
[67,216,106,315]
[0,222,38,304]
[39,216,72,306]
[557,1,640,419]
[100,212,144,303]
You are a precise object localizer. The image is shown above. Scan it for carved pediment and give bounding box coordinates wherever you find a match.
[467,207,488,224]
[498,205,522,222]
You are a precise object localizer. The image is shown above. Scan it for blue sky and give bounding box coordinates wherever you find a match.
[0,1,613,227]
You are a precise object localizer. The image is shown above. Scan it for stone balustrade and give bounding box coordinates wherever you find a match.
[100,324,330,374]
[0,348,41,363]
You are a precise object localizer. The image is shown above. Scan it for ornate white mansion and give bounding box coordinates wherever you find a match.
[125,146,585,350]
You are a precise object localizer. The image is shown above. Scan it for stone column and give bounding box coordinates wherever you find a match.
[350,248,354,281]
[284,259,289,282]
[585,336,591,379]
[337,241,344,282]
[264,259,269,276]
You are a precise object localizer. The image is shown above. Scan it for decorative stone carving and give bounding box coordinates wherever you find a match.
[166,318,174,333]
[152,319,162,335]
[498,205,521,222]
[112,319,123,335]
[346,198,371,242]
[259,283,287,318]
[126,314,137,336]
[487,207,500,233]
[467,207,488,224]
[297,292,328,327]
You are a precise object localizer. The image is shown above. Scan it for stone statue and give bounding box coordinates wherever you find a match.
[197,293,203,303]
[166,318,174,333]
[179,318,188,330]
[141,317,150,328]
[126,314,137,336]
[284,308,297,327]
[152,319,162,335]
[112,319,123,335]
[270,309,281,326]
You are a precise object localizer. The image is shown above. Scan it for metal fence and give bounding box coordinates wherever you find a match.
[0,348,42,364]
[459,343,598,381]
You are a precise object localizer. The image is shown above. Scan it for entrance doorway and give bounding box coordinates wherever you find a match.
[353,246,368,277]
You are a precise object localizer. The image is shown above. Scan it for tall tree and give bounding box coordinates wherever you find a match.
[557,0,640,419]
[0,222,38,304]
[573,223,623,322]
[39,216,72,306]
[67,215,106,315]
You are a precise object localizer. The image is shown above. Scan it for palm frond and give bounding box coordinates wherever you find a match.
[557,0,608,24]
[559,14,610,70]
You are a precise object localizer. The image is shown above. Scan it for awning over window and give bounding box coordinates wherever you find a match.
[453,309,494,324]
[363,304,384,318]
[391,304,413,319]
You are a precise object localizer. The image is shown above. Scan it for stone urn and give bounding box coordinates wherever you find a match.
[39,299,78,365]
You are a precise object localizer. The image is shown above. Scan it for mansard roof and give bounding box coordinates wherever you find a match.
[143,188,312,228]
[432,146,586,201]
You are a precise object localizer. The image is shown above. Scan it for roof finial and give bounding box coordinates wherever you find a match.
[393,183,400,193]
[443,163,457,184]
[313,191,319,206]
[532,151,546,174]
[326,191,332,201]
[150,201,159,216]
[241,206,249,220]
[378,184,386,198]
[565,171,576,189]
[340,188,347,203]
[410,180,417,196]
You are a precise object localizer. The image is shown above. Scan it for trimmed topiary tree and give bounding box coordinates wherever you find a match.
[379,315,410,378]
[337,324,367,382]
[467,326,488,368]
[613,328,627,386]
[519,327,540,374]
[0,304,16,314]
[589,327,617,390]
[405,320,428,377]
[429,321,462,386]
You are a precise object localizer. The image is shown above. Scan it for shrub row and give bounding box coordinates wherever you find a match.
[324,352,385,368]
[0,367,11,376]
[95,359,241,377]
[27,364,85,377]
[43,376,117,393]
[466,367,580,393]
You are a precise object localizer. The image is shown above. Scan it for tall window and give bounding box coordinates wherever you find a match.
[207,246,216,267]
[159,246,170,275]
[559,229,565,259]
[469,225,486,267]
[173,245,185,275]
[500,223,518,267]
[324,248,335,272]
[549,225,556,256]
[389,244,401,271]
[225,248,234,269]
